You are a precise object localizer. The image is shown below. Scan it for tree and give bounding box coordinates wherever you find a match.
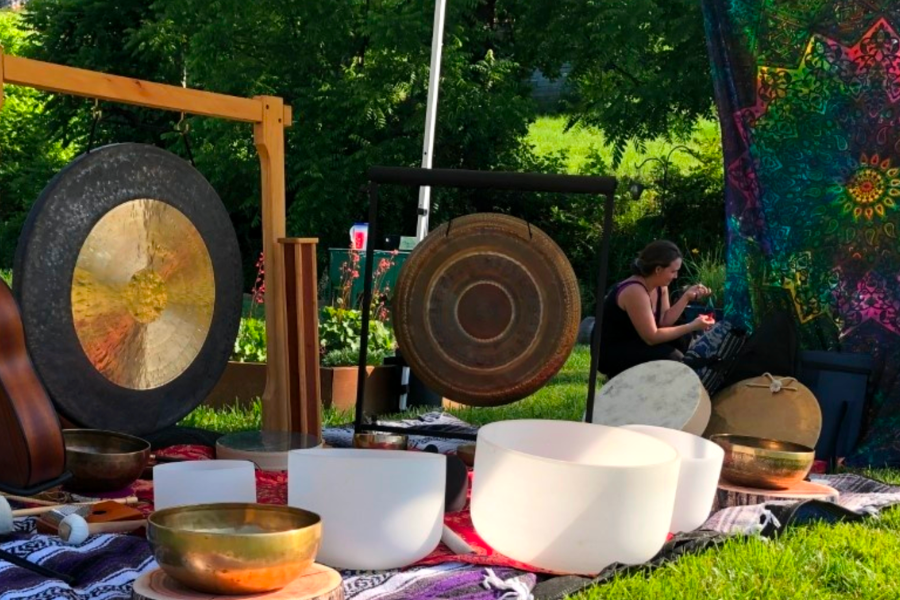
[0,10,74,267]
[508,0,716,165]
[23,0,187,148]
[139,0,543,276]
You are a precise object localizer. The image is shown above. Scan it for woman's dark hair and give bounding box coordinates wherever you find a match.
[630,240,682,277]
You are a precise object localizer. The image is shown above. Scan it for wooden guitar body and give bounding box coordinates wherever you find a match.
[0,278,67,493]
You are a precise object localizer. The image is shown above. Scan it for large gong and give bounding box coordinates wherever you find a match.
[393,213,579,406]
[13,143,242,436]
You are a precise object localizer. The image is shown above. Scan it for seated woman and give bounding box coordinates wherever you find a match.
[592,240,714,378]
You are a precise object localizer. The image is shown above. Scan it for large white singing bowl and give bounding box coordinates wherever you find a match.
[471,420,680,575]
[288,449,446,570]
[621,425,724,534]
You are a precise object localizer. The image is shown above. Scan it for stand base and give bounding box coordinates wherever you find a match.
[132,564,343,600]
[0,471,72,496]
[713,479,839,511]
[215,430,321,471]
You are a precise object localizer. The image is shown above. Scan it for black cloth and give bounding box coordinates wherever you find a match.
[719,310,798,389]
[593,280,685,378]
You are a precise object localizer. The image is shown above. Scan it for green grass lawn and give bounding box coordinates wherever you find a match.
[526,115,721,176]
[181,346,900,599]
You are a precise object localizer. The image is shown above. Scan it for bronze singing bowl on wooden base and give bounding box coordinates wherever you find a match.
[353,432,409,450]
[147,503,322,595]
[62,429,151,493]
[456,443,477,467]
[710,434,815,490]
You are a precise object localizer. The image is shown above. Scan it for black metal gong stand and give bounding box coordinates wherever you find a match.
[353,166,617,442]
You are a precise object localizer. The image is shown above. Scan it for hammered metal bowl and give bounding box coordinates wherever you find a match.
[456,443,477,467]
[62,429,151,493]
[353,432,408,450]
[710,434,815,490]
[147,503,321,594]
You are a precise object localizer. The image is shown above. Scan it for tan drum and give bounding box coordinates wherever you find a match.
[132,565,343,600]
[589,361,711,435]
[704,373,822,448]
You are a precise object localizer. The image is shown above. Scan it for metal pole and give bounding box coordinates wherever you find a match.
[354,182,380,432]
[402,0,447,411]
[414,0,447,240]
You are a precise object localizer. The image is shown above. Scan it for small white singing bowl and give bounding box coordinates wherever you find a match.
[471,419,681,575]
[153,460,257,510]
[288,448,446,571]
[621,424,724,533]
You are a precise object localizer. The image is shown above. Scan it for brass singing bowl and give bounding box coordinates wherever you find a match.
[456,443,477,467]
[62,429,151,493]
[147,503,322,595]
[353,432,409,450]
[710,434,815,490]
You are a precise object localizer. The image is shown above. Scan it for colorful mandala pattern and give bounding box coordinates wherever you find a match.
[703,3,900,465]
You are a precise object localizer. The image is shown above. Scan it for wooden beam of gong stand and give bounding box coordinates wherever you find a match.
[0,51,317,436]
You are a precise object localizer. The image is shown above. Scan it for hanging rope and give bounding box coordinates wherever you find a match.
[87,100,103,153]
[174,112,195,166]
[745,372,799,393]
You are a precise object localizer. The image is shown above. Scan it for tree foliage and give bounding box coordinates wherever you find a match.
[23,0,186,148]
[509,0,716,166]
[0,10,74,265]
[3,0,724,312]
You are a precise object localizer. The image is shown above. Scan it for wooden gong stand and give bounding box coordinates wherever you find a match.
[353,166,618,440]
[0,52,318,439]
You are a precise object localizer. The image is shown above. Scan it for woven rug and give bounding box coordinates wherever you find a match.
[4,414,900,600]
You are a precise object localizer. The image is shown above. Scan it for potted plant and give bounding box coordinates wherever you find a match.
[204,253,268,409]
[680,248,726,322]
[319,249,401,414]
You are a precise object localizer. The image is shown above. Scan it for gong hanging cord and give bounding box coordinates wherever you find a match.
[746,373,798,393]
[87,100,103,154]
[444,215,535,240]
[175,113,196,167]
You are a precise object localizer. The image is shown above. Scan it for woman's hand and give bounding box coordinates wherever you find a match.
[685,284,711,302]
[691,314,715,332]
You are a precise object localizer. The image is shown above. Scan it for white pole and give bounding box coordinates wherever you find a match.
[402,0,447,411]
[415,0,447,240]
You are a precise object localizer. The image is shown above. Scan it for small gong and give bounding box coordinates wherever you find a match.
[393,213,580,406]
[14,143,242,436]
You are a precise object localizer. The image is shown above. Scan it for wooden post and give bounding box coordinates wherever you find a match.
[254,96,291,432]
[279,238,322,437]
[0,54,297,432]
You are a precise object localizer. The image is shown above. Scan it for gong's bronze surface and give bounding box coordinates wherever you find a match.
[72,199,215,390]
[393,213,579,407]
[14,143,242,436]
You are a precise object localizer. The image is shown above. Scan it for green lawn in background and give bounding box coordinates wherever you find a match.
[526,116,721,176]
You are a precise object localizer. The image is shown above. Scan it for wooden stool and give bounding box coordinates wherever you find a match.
[216,431,321,471]
[133,563,343,600]
[713,479,839,511]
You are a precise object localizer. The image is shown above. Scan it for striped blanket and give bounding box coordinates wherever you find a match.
[3,414,900,600]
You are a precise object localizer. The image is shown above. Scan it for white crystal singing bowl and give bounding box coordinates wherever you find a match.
[471,419,680,574]
[152,460,257,510]
[621,425,724,534]
[288,449,446,570]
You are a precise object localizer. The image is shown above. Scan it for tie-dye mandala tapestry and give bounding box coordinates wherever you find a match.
[701,1,900,466]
